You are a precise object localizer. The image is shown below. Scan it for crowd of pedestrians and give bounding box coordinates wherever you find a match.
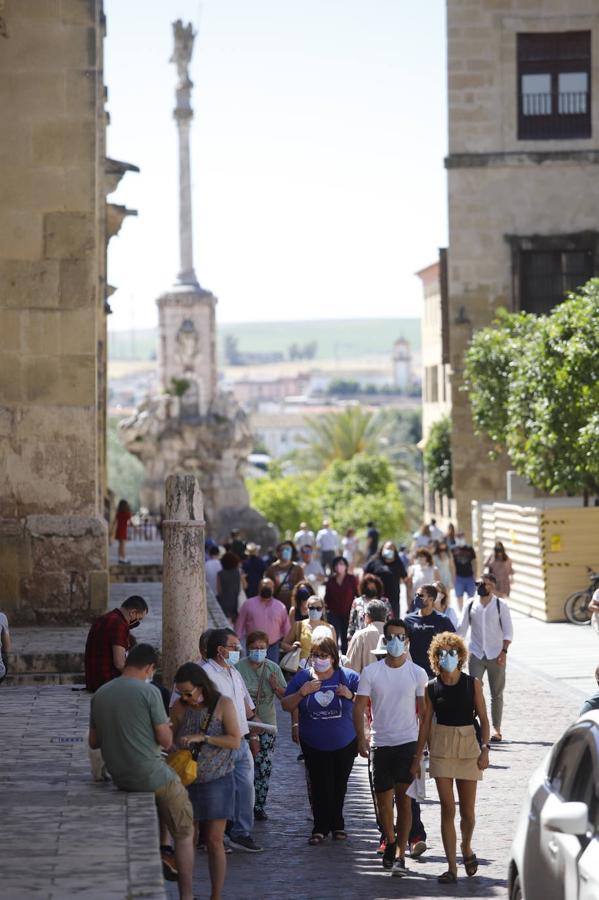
[83,514,599,900]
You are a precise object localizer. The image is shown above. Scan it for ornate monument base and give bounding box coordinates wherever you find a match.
[120,389,277,547]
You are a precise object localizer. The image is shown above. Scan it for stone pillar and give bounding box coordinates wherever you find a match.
[171,20,199,287]
[161,474,207,688]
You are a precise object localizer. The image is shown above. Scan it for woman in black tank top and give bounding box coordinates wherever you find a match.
[410,633,490,885]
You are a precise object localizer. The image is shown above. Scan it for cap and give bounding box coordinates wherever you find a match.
[246,542,260,554]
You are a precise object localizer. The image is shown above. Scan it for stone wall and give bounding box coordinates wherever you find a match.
[445,0,599,536]
[0,1,111,622]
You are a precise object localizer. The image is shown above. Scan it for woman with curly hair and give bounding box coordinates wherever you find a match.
[410,632,490,885]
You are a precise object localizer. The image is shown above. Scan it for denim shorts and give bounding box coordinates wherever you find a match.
[187,771,235,822]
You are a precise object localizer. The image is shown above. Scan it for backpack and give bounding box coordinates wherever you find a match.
[466,596,503,631]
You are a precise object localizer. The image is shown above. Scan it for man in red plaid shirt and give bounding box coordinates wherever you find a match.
[85,595,149,692]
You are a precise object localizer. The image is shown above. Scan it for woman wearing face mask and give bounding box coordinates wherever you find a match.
[406,549,440,608]
[410,633,490,885]
[364,541,407,619]
[434,581,458,629]
[347,574,392,640]
[324,556,358,655]
[171,662,241,900]
[281,596,337,666]
[236,631,287,821]
[264,541,304,610]
[287,581,313,629]
[282,634,360,844]
[483,541,514,598]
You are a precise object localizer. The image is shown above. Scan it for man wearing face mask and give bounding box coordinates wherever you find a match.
[264,541,304,610]
[202,628,263,853]
[85,594,149,692]
[235,578,290,662]
[354,620,428,877]
[364,541,407,619]
[457,573,513,743]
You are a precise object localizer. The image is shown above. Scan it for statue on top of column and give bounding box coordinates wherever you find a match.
[171,19,195,87]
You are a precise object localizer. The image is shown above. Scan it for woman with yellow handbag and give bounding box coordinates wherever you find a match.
[170,663,240,900]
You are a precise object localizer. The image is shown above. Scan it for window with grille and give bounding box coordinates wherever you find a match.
[517,31,591,140]
[508,233,598,316]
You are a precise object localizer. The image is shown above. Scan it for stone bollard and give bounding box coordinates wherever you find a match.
[161,474,207,689]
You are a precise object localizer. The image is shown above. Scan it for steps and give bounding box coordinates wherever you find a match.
[109,563,163,583]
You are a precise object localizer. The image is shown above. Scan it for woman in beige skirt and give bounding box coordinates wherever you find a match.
[411,632,490,884]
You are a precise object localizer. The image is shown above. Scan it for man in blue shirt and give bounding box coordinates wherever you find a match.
[404,583,456,858]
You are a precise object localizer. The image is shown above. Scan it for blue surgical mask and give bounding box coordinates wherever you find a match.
[382,549,394,561]
[308,608,323,621]
[386,636,408,658]
[248,648,267,664]
[439,651,459,673]
[281,547,292,562]
[225,650,240,666]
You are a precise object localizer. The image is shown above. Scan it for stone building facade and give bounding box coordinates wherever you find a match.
[421,0,599,535]
[0,2,135,622]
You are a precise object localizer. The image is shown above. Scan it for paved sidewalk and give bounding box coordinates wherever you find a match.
[0,686,165,900]
[167,657,583,900]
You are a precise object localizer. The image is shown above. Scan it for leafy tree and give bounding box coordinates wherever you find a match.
[247,474,316,535]
[248,453,406,540]
[464,280,599,499]
[108,418,145,508]
[423,416,453,498]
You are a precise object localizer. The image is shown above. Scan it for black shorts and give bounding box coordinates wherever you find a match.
[370,742,417,793]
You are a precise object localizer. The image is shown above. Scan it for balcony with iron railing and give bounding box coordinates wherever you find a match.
[519,91,591,139]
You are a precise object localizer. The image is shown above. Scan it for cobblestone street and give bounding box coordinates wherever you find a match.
[166,656,585,900]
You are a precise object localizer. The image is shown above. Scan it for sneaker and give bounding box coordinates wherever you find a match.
[392,857,408,877]
[228,835,263,853]
[410,839,427,859]
[382,840,397,870]
[160,847,178,881]
[254,809,268,821]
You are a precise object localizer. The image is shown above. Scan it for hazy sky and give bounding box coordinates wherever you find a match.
[105,0,447,331]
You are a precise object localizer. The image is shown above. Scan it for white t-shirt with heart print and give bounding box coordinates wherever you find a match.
[357,659,428,748]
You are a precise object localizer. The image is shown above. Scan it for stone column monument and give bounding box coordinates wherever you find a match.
[161,474,206,688]
[120,20,277,550]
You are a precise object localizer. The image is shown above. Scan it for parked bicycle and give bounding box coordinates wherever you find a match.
[563,566,599,625]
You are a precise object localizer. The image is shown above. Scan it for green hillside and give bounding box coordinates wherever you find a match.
[108,317,421,362]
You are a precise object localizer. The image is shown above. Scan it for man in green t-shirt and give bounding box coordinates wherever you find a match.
[89,644,194,900]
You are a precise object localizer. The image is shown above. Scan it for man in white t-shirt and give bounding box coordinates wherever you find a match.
[354,618,428,878]
[293,522,315,552]
[315,520,339,574]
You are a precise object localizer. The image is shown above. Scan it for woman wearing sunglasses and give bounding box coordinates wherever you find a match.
[171,663,241,900]
[280,595,337,668]
[410,633,490,885]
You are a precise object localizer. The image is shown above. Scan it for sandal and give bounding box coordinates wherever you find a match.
[463,853,478,877]
[490,733,502,743]
[308,833,326,845]
[333,830,348,841]
[438,870,458,884]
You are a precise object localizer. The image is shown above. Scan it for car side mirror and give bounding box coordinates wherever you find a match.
[541,795,588,836]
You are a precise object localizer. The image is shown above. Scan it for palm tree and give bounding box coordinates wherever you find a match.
[296,406,380,469]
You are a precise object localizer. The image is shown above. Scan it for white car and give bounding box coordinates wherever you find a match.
[508,709,599,900]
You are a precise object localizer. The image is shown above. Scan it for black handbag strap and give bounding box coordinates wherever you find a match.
[191,703,217,760]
